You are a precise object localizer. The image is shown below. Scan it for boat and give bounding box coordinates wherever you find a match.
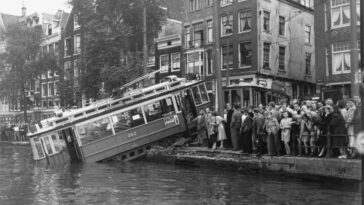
[27,75,211,164]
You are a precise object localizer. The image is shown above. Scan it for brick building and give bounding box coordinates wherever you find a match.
[314,0,360,102]
[183,0,315,106]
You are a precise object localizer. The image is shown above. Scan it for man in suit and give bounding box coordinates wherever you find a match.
[230,104,242,150]
[225,103,233,148]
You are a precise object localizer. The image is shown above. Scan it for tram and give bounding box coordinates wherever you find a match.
[223,82,289,107]
[27,76,211,164]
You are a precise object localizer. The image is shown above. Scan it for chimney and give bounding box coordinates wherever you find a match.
[22,7,26,17]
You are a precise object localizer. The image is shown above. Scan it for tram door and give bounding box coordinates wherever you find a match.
[183,89,198,121]
[59,128,82,162]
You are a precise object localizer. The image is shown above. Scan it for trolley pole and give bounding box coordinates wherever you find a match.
[213,0,224,115]
[143,0,148,75]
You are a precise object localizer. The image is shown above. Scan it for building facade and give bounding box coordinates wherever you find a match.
[315,0,360,102]
[183,0,315,106]
[155,19,183,82]
[59,10,84,108]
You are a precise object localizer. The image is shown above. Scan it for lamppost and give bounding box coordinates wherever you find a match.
[224,20,233,89]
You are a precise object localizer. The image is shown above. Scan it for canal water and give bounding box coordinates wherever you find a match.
[0,144,361,205]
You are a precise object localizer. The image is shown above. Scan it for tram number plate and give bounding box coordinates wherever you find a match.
[128,132,137,138]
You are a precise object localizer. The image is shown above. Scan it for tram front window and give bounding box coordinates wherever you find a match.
[43,136,54,155]
[199,84,209,103]
[191,86,202,105]
[33,138,45,159]
[231,90,241,107]
[78,117,114,145]
[51,134,61,152]
[243,89,250,107]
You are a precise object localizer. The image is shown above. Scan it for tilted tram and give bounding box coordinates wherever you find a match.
[27,77,211,164]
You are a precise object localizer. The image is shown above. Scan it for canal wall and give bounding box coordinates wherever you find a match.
[147,147,361,181]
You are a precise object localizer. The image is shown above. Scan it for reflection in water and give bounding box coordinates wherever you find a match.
[0,144,361,205]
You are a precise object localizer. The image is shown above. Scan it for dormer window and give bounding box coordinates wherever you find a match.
[74,14,80,30]
[47,24,52,35]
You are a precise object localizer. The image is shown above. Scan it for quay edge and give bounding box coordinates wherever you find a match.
[146,147,361,181]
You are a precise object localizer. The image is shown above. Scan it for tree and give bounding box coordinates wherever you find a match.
[70,0,167,99]
[0,23,60,122]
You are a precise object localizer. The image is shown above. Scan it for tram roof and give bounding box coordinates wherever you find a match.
[28,78,204,137]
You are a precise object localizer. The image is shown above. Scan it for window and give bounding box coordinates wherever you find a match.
[143,98,175,123]
[74,14,80,29]
[48,43,54,54]
[279,16,286,36]
[64,38,71,57]
[55,42,59,55]
[239,10,252,33]
[263,42,270,69]
[207,20,213,43]
[160,54,169,73]
[74,60,80,86]
[32,138,45,159]
[221,44,233,69]
[305,53,312,75]
[54,82,59,96]
[305,25,311,44]
[221,0,233,7]
[48,83,54,96]
[185,26,191,48]
[206,50,213,75]
[207,0,213,6]
[42,100,47,108]
[41,72,46,79]
[191,86,203,105]
[221,14,233,36]
[189,0,201,12]
[331,0,359,28]
[47,24,52,35]
[35,79,40,93]
[48,70,54,78]
[187,52,202,74]
[110,107,145,135]
[263,11,270,32]
[279,46,285,70]
[199,84,209,103]
[78,117,114,145]
[43,46,47,55]
[64,61,72,80]
[74,35,81,54]
[239,42,252,67]
[193,23,204,48]
[42,83,47,97]
[171,53,180,71]
[332,42,351,74]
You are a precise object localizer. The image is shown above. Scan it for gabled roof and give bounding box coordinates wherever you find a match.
[0,13,20,33]
[61,12,70,30]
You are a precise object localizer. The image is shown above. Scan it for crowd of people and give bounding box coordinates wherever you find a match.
[0,122,28,142]
[192,98,361,159]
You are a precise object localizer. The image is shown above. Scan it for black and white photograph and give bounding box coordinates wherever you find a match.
[0,0,363,204]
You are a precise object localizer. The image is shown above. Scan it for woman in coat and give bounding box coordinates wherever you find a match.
[327,105,348,158]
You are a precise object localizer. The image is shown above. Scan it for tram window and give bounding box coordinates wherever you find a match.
[199,84,209,103]
[51,134,61,152]
[231,90,241,107]
[130,107,145,127]
[43,136,54,155]
[33,138,45,159]
[191,86,202,105]
[243,89,250,108]
[174,95,182,112]
[143,97,175,123]
[111,111,132,134]
[77,117,114,145]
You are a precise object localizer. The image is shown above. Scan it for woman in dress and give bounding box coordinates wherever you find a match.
[214,111,227,149]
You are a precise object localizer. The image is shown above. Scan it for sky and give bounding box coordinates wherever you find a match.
[0,0,71,16]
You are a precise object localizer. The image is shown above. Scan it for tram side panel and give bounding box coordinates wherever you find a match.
[80,113,185,163]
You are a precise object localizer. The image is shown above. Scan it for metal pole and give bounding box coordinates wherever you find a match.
[350,0,359,98]
[359,1,364,204]
[213,0,224,115]
[226,37,230,87]
[143,0,147,75]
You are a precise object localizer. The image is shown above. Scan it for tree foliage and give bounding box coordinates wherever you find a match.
[70,0,167,99]
[0,23,60,120]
